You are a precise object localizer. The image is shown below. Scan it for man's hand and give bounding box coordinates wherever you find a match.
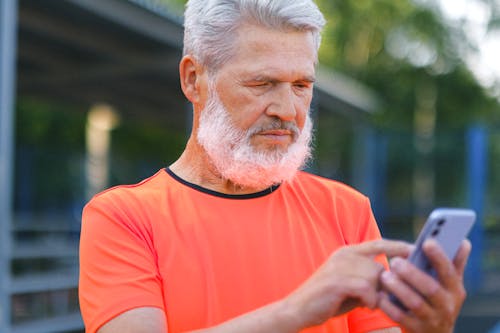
[284,239,411,329]
[378,239,472,333]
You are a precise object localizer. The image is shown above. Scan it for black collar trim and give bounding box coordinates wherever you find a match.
[164,168,280,200]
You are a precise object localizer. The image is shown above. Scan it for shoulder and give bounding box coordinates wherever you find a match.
[284,171,378,244]
[287,171,372,221]
[85,169,170,210]
[290,171,369,204]
[81,169,174,232]
[80,169,176,246]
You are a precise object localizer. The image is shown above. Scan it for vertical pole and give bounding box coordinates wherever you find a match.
[465,124,486,293]
[351,124,390,233]
[352,123,376,198]
[373,133,388,233]
[0,0,18,331]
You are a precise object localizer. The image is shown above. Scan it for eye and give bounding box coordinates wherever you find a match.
[293,81,313,92]
[250,81,272,88]
[296,79,314,87]
[246,81,274,94]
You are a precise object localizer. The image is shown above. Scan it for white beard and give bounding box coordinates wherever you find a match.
[197,88,313,189]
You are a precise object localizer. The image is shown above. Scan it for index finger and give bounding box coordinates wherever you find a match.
[354,239,412,258]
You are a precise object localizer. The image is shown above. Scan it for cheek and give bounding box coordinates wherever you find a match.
[296,98,312,128]
[229,101,269,129]
[217,85,266,129]
[220,88,311,131]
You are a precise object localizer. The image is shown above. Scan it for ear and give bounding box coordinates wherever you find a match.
[179,55,206,104]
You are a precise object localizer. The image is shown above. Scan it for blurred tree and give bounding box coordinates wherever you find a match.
[315,0,499,130]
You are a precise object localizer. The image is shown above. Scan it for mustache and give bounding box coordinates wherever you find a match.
[248,118,300,137]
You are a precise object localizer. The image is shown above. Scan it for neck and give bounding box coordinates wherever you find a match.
[169,136,272,195]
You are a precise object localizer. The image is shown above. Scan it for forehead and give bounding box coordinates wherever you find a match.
[221,24,317,78]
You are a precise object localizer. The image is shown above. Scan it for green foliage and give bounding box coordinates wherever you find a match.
[14,97,186,208]
[315,0,498,129]
[15,98,86,211]
[16,98,86,150]
[107,118,187,185]
[112,118,186,165]
[317,0,415,70]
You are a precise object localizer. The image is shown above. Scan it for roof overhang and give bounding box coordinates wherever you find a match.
[17,0,379,126]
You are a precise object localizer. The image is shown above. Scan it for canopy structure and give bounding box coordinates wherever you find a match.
[16,0,377,124]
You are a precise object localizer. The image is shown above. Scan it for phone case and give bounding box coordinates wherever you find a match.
[409,208,476,278]
[389,208,476,310]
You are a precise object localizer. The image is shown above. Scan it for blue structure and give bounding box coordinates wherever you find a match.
[465,124,487,292]
[489,321,500,333]
[0,0,18,331]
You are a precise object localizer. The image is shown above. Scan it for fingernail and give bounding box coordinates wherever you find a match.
[424,238,438,246]
[423,238,439,252]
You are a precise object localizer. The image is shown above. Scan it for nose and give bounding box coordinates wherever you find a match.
[265,83,296,122]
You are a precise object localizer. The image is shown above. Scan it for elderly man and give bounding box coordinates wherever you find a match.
[79,1,471,332]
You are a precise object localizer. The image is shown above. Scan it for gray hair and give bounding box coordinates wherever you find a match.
[183,0,326,74]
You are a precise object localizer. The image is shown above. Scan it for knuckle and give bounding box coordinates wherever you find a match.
[408,296,424,312]
[334,247,348,257]
[458,285,467,302]
[425,279,440,297]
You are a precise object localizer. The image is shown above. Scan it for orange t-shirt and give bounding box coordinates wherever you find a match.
[79,169,399,333]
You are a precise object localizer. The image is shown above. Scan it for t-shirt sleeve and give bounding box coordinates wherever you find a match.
[347,196,401,333]
[79,193,165,333]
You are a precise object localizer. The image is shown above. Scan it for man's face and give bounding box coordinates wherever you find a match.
[197,85,313,189]
[196,25,317,189]
[208,24,317,152]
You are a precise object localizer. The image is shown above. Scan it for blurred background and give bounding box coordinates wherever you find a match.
[0,0,499,332]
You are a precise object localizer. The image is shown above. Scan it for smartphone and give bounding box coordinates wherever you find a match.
[390,208,476,309]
